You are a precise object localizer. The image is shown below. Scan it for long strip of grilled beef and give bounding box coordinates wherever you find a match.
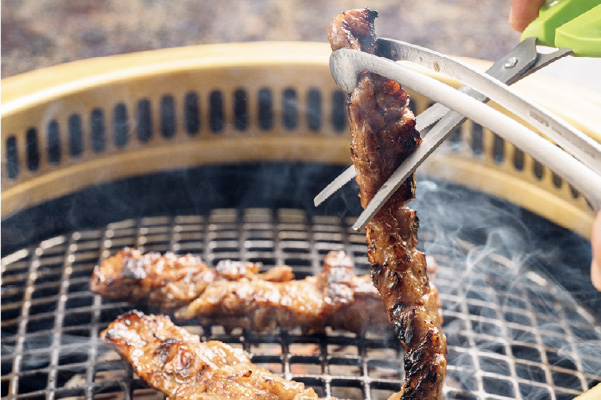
[327,9,447,400]
[92,248,427,334]
[90,248,294,310]
[101,310,322,400]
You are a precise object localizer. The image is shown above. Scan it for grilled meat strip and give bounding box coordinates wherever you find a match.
[328,9,447,400]
[91,248,411,334]
[90,247,294,310]
[176,250,389,333]
[101,310,322,400]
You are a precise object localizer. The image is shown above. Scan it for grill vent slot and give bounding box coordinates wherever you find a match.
[233,89,248,131]
[5,135,19,179]
[331,90,346,132]
[209,91,224,132]
[113,103,129,147]
[90,109,105,153]
[137,99,152,143]
[513,148,524,171]
[449,128,462,150]
[69,114,84,157]
[493,134,504,164]
[26,128,40,172]
[283,88,298,130]
[307,88,322,131]
[185,92,200,135]
[258,88,273,130]
[160,95,176,138]
[47,120,61,165]
[471,123,483,156]
[533,160,544,180]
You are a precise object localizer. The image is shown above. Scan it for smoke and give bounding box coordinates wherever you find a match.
[411,177,601,397]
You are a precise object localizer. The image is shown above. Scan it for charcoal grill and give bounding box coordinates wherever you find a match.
[2,42,601,400]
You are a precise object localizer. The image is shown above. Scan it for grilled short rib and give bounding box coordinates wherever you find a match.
[327,9,447,400]
[91,248,399,334]
[101,311,321,400]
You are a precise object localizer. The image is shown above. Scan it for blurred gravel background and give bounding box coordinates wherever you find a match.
[1,0,520,78]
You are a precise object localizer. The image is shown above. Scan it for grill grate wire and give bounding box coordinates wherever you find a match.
[2,208,601,400]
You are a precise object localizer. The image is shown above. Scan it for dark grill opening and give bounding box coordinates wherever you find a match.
[2,166,600,400]
[137,99,152,142]
[90,109,105,153]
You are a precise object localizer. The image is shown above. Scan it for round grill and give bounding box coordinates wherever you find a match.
[3,202,600,400]
[2,42,600,400]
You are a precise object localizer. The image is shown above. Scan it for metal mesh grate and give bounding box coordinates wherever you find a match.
[2,208,601,400]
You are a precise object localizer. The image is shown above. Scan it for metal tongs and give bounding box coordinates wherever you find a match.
[315,2,601,231]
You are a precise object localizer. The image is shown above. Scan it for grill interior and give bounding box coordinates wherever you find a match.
[2,182,601,400]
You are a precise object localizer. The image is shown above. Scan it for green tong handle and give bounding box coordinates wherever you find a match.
[522,0,601,57]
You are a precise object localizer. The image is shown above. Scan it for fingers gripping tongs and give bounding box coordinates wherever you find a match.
[315,0,601,231]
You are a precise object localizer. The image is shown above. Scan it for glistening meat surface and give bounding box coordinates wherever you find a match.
[327,9,447,400]
[91,248,436,334]
[90,247,294,310]
[100,311,322,400]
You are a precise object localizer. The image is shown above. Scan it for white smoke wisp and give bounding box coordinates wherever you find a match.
[412,177,601,397]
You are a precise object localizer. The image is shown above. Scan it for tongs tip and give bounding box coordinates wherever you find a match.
[330,49,370,93]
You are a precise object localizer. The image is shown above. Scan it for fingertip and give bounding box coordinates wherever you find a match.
[509,0,546,33]
[509,7,529,33]
[592,212,601,291]
[591,257,601,291]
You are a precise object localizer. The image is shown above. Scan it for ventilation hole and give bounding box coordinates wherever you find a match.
[307,88,322,131]
[471,123,483,156]
[209,91,224,132]
[6,135,19,179]
[47,120,61,165]
[331,91,347,132]
[533,160,544,180]
[69,114,83,157]
[26,128,40,171]
[233,89,248,131]
[513,147,524,171]
[492,134,504,164]
[569,185,579,199]
[283,88,298,130]
[137,99,152,143]
[161,95,176,138]
[449,128,462,151]
[90,109,105,153]
[113,103,129,147]
[258,88,273,130]
[185,92,200,134]
[552,173,563,189]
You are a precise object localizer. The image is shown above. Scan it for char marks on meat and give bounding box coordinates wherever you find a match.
[101,311,322,400]
[90,248,293,310]
[91,248,397,334]
[328,9,447,400]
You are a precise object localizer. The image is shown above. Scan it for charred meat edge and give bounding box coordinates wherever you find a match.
[101,310,323,400]
[92,247,439,334]
[327,8,447,400]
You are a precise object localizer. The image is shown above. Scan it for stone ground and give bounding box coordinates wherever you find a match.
[1,0,520,78]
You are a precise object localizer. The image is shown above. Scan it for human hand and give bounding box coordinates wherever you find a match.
[592,212,601,291]
[507,1,601,292]
[509,0,546,32]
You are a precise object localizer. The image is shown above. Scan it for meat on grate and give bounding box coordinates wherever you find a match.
[101,310,324,400]
[91,248,440,335]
